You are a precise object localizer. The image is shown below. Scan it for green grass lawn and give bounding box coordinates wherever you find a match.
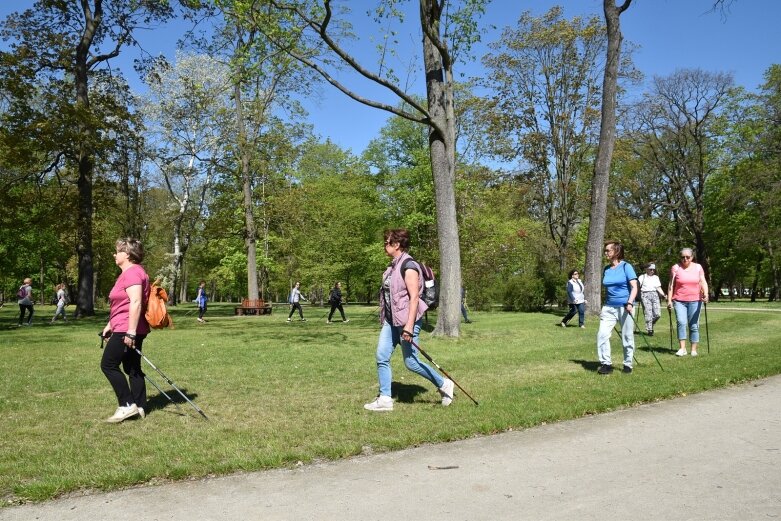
[1,301,780,505]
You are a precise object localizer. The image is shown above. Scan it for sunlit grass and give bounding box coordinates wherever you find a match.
[1,301,779,504]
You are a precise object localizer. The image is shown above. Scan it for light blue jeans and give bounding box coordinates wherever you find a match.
[597,305,635,368]
[673,300,701,342]
[374,319,444,397]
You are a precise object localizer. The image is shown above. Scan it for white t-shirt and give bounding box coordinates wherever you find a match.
[638,274,662,293]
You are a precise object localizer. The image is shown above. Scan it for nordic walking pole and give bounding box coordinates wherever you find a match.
[407,337,479,406]
[668,306,674,352]
[704,301,710,354]
[144,374,184,412]
[132,347,209,420]
[614,325,641,366]
[624,311,664,371]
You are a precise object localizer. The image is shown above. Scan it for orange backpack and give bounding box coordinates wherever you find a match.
[145,281,174,329]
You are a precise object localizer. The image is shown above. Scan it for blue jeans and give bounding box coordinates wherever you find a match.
[562,302,585,326]
[374,319,444,397]
[597,305,635,367]
[673,300,701,342]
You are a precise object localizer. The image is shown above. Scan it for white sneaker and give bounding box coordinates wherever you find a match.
[439,378,455,406]
[343,319,349,323]
[138,407,145,419]
[197,318,204,323]
[286,318,292,322]
[106,404,139,423]
[675,348,688,357]
[691,351,698,357]
[364,395,394,412]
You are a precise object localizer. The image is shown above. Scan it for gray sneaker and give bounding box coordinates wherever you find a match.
[439,378,455,406]
[364,395,394,412]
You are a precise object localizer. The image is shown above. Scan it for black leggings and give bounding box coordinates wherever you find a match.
[198,304,207,320]
[18,304,33,324]
[100,333,147,408]
[328,302,346,321]
[288,302,304,319]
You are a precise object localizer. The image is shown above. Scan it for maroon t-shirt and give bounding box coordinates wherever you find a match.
[109,264,151,334]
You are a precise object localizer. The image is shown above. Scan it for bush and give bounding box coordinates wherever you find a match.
[503,273,546,311]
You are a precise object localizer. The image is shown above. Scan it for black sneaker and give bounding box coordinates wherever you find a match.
[597,364,614,375]
[647,330,654,337]
[622,365,633,374]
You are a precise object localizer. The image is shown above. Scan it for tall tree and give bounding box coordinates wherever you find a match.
[482,7,606,269]
[0,0,173,316]
[629,68,733,280]
[139,53,232,303]
[234,0,487,337]
[583,0,632,313]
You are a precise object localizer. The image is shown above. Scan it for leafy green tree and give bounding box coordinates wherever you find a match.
[483,7,607,270]
[628,68,734,280]
[0,0,174,315]
[230,0,488,337]
[139,52,233,303]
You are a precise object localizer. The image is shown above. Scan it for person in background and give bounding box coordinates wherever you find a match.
[51,283,67,323]
[364,228,454,412]
[196,280,208,323]
[327,281,349,323]
[596,241,638,375]
[17,277,34,326]
[561,269,586,328]
[461,286,472,324]
[668,248,709,357]
[638,263,666,336]
[287,281,307,322]
[100,238,151,423]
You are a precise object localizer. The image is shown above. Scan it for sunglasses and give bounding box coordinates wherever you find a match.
[680,255,692,259]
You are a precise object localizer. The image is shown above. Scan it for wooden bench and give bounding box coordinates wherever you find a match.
[234,298,273,316]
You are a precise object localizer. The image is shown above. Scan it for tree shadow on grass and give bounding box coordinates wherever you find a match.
[390,382,428,403]
[570,359,602,373]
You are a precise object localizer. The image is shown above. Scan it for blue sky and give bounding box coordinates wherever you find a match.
[2,1,779,154]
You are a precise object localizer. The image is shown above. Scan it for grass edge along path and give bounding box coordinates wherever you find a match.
[1,302,779,505]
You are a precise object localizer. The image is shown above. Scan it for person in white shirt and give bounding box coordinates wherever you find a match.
[638,263,666,336]
[561,269,586,328]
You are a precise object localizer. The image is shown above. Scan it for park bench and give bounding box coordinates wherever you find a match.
[234,298,273,316]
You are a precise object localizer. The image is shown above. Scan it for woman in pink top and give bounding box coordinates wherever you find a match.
[100,238,151,423]
[667,248,709,357]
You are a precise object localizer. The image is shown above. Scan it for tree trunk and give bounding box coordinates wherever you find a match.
[73,0,102,318]
[421,0,461,337]
[583,0,631,315]
[234,82,259,301]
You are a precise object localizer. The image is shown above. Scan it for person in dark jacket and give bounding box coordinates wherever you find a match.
[327,281,349,323]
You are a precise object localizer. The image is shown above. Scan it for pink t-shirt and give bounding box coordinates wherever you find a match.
[671,262,704,302]
[109,264,151,334]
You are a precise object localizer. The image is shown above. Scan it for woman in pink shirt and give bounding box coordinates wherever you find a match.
[100,238,151,423]
[667,248,709,357]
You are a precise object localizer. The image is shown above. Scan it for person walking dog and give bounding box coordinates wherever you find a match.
[364,228,454,411]
[100,238,151,423]
[561,269,586,328]
[596,241,639,375]
[638,263,666,336]
[668,248,709,357]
